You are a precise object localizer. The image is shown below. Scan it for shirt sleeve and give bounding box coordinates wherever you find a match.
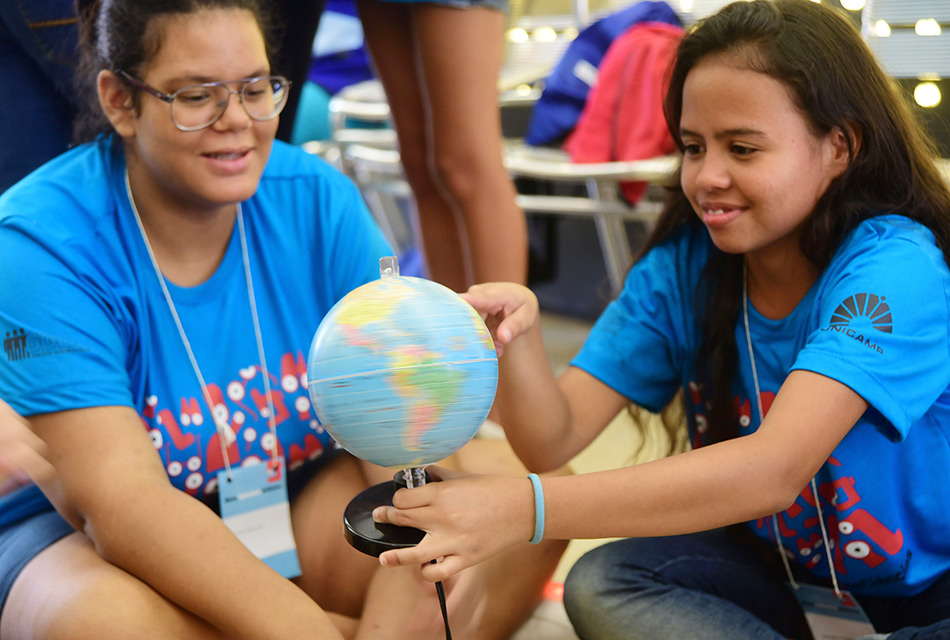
[792,227,950,440]
[571,231,699,412]
[0,227,133,416]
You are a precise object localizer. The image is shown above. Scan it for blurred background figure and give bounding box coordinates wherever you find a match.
[0,0,81,193]
[0,0,325,194]
[355,0,529,291]
[270,0,328,142]
[289,0,376,145]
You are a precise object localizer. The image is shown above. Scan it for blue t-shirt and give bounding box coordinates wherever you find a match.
[573,217,950,597]
[0,136,391,518]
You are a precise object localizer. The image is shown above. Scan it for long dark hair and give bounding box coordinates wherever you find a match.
[73,0,277,143]
[642,0,950,446]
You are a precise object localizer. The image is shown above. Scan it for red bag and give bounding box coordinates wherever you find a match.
[564,21,684,204]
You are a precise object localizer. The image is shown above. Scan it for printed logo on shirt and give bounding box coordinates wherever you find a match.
[3,326,88,362]
[820,293,891,354]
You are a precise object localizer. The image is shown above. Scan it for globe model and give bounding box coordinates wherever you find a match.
[307,273,498,469]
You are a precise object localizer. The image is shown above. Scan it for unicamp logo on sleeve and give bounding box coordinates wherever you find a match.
[820,293,892,354]
[4,327,88,362]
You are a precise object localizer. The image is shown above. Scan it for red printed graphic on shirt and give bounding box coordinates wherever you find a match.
[687,381,906,585]
[137,350,330,497]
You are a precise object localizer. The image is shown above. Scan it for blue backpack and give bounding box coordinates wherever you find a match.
[524,1,681,147]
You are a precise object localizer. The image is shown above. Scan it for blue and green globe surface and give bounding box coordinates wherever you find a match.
[307,275,498,469]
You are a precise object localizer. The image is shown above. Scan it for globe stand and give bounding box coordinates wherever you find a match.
[343,467,430,557]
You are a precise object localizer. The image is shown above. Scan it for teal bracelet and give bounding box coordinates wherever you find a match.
[527,473,545,544]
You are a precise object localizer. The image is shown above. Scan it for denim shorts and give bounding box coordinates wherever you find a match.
[564,527,950,639]
[0,498,74,618]
[381,0,508,12]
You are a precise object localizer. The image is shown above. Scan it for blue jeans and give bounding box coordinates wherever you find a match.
[563,528,950,640]
[0,0,80,193]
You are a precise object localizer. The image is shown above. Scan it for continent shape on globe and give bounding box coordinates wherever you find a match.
[307,275,499,469]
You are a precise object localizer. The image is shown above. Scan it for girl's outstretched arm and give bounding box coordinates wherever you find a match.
[375,370,868,583]
[463,283,628,471]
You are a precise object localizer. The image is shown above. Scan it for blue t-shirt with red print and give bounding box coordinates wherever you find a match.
[572,216,950,597]
[0,135,391,515]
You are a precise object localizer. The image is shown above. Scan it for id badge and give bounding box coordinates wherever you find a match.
[791,583,876,640]
[218,457,301,579]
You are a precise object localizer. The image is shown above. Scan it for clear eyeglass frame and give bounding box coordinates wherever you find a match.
[115,70,291,132]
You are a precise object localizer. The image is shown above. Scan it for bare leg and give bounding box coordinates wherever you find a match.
[357,0,470,291]
[413,5,528,287]
[290,454,381,620]
[357,2,527,291]
[1,533,227,639]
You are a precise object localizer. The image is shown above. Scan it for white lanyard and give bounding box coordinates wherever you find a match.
[126,172,278,480]
[741,260,842,596]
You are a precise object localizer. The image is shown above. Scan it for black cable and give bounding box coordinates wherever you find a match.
[435,580,451,640]
[432,563,452,640]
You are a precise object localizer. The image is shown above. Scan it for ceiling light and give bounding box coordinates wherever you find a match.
[914,82,941,108]
[915,19,941,37]
[532,27,557,43]
[506,28,528,44]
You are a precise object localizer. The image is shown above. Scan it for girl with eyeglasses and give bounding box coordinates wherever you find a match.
[0,1,561,637]
[373,1,950,638]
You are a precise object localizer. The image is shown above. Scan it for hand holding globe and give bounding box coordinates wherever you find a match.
[307,257,498,555]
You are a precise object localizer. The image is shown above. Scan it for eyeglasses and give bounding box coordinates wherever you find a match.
[116,70,291,132]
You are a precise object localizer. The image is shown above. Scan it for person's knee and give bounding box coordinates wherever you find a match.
[2,536,224,640]
[563,543,618,626]
[430,147,481,204]
[40,578,224,639]
[564,539,669,622]
[395,139,438,198]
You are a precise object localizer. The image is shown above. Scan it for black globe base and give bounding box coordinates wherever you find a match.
[343,470,429,557]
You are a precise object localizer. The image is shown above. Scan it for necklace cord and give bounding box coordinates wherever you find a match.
[742,261,841,596]
[236,212,279,461]
[127,171,279,481]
